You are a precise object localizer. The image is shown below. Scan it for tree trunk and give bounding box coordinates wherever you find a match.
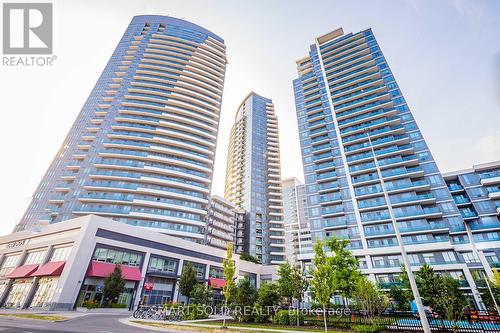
[323,304,328,333]
[222,297,228,328]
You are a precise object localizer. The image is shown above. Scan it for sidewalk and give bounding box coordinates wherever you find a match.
[0,308,132,319]
[124,317,322,333]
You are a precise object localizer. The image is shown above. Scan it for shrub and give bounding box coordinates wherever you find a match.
[82,301,99,310]
[110,303,127,308]
[272,310,304,326]
[352,324,386,332]
[184,304,209,320]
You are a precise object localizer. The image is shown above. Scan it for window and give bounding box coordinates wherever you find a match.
[148,256,177,274]
[92,247,142,267]
[24,250,46,265]
[50,246,72,262]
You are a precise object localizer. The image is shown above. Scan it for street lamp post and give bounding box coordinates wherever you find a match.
[364,130,431,333]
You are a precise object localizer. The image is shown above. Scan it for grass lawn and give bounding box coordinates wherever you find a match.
[131,319,345,333]
[0,313,68,321]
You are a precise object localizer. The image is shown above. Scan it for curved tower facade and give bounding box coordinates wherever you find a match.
[224,92,285,264]
[15,15,227,244]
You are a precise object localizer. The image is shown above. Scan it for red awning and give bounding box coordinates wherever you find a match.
[32,261,66,277]
[5,264,39,279]
[87,261,142,281]
[208,277,226,289]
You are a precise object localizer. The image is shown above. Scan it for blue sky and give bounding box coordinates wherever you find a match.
[0,0,499,235]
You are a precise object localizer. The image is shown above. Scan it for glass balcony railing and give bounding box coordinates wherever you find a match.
[317,171,337,180]
[468,221,500,230]
[349,162,376,173]
[460,210,478,218]
[337,100,392,121]
[453,196,470,204]
[336,94,390,114]
[378,154,418,167]
[394,207,441,219]
[316,161,336,170]
[358,199,386,209]
[333,83,381,103]
[364,228,394,236]
[320,193,342,203]
[340,116,399,135]
[390,193,434,205]
[447,183,464,191]
[398,222,446,233]
[385,180,428,191]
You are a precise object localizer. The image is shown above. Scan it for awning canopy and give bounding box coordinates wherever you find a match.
[87,261,142,281]
[32,261,66,277]
[5,264,39,279]
[208,277,226,289]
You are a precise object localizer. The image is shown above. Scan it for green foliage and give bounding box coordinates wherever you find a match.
[179,262,198,303]
[272,309,304,326]
[326,237,361,304]
[222,243,236,327]
[353,276,389,319]
[415,264,443,307]
[352,324,386,332]
[310,241,335,332]
[256,282,280,308]
[184,304,209,320]
[190,283,213,305]
[82,301,99,310]
[414,264,468,322]
[434,276,467,323]
[110,303,127,308]
[103,265,125,305]
[277,262,308,306]
[232,277,257,322]
[239,252,260,263]
[388,285,411,311]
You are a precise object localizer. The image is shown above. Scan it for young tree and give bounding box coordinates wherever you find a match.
[354,276,389,322]
[326,237,361,306]
[233,277,257,322]
[277,262,294,305]
[310,241,335,333]
[222,243,236,327]
[255,282,281,323]
[389,285,412,311]
[190,283,213,305]
[179,262,198,304]
[290,265,308,326]
[414,264,444,308]
[434,275,468,329]
[103,265,125,305]
[256,282,281,308]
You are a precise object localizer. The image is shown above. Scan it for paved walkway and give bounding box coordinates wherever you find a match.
[124,317,322,333]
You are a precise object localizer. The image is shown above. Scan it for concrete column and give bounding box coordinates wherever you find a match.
[173,259,184,302]
[463,266,485,310]
[132,252,150,310]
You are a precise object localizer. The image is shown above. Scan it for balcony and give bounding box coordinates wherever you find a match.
[395,207,442,220]
[398,222,447,233]
[385,180,430,194]
[390,193,436,207]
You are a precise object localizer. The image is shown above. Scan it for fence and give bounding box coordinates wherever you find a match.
[303,310,500,333]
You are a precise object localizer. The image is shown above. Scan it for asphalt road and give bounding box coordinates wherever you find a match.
[0,314,169,333]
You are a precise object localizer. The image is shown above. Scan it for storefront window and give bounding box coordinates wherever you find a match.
[147,256,177,274]
[50,246,72,262]
[209,266,224,279]
[92,247,142,267]
[30,277,59,308]
[24,250,46,265]
[4,279,33,308]
[0,254,20,277]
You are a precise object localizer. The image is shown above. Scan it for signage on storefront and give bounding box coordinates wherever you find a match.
[143,282,154,291]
